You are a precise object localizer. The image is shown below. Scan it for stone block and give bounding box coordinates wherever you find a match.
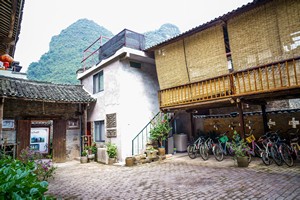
[97,148,108,164]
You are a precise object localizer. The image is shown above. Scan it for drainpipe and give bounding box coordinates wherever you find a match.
[78,104,84,155]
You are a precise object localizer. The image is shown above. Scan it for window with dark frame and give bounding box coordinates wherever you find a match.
[93,71,104,94]
[94,121,105,142]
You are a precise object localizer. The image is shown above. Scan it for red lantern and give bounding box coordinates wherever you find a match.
[0,54,14,64]
[3,62,10,70]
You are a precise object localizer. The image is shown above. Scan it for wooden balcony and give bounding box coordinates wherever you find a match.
[159,57,300,110]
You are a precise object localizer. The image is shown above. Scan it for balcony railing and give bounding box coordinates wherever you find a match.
[159,57,300,108]
[98,29,145,64]
[81,29,145,70]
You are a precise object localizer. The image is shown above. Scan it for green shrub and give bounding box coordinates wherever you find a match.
[150,114,172,147]
[0,156,50,199]
[106,143,117,158]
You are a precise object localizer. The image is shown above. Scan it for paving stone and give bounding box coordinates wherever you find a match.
[46,153,300,199]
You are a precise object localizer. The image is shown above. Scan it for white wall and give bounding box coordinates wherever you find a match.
[119,60,160,160]
[81,54,159,161]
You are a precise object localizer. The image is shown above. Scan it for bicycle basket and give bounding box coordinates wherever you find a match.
[246,134,255,143]
[219,135,229,143]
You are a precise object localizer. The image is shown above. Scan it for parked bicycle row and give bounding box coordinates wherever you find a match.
[187,128,300,167]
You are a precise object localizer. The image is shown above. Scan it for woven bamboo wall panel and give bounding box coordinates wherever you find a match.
[155,40,189,90]
[228,1,281,71]
[228,0,300,71]
[185,25,228,82]
[276,0,300,59]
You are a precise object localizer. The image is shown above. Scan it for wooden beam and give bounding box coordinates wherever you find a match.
[0,98,4,142]
[237,102,246,138]
[190,113,195,140]
[6,0,18,53]
[261,104,269,134]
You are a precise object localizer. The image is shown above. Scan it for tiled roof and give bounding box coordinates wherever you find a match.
[0,75,95,103]
[146,0,269,51]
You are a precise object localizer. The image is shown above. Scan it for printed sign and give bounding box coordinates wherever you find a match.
[30,127,49,153]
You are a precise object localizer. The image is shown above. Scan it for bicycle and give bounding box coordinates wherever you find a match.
[289,129,300,160]
[212,131,234,161]
[280,129,300,167]
[199,137,214,160]
[269,131,283,166]
[245,129,264,159]
[187,136,205,159]
[260,130,283,166]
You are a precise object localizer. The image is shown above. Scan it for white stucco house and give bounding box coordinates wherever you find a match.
[77,29,160,161]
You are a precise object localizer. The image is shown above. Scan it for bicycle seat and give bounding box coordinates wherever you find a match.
[245,129,255,137]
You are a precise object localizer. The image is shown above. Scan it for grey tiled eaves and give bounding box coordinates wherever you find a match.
[0,76,95,103]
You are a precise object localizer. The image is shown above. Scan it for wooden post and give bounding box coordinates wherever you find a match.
[190,113,195,140]
[0,98,4,142]
[261,104,268,134]
[237,102,246,138]
[82,104,88,145]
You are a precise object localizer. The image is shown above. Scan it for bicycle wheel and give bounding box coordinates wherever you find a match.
[270,146,283,166]
[280,144,294,167]
[254,145,263,158]
[246,151,252,163]
[200,144,209,160]
[187,145,197,159]
[262,150,272,166]
[213,144,224,161]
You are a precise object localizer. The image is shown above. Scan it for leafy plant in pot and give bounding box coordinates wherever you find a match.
[106,142,117,165]
[80,150,88,164]
[150,114,172,156]
[230,130,250,167]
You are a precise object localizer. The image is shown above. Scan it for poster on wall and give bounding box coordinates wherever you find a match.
[30,127,49,154]
[2,119,15,130]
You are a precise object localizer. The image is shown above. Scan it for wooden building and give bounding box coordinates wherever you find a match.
[147,0,300,139]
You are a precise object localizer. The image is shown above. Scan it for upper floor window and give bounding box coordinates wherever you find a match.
[93,71,104,94]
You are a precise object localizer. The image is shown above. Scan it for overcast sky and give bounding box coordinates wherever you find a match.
[14,0,253,72]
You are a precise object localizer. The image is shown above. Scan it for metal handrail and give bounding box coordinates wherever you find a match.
[131,111,161,155]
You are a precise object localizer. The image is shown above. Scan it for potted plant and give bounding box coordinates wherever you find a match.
[150,114,172,156]
[230,130,250,167]
[106,142,117,165]
[80,150,88,164]
[91,143,97,161]
[84,143,97,161]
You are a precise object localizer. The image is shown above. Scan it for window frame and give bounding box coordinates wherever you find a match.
[93,71,104,94]
[94,120,105,142]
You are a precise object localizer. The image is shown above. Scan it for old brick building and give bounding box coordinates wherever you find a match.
[0,76,95,162]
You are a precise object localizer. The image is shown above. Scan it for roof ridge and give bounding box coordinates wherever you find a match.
[0,75,83,87]
[145,0,269,51]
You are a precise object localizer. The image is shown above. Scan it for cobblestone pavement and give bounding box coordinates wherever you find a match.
[46,153,300,200]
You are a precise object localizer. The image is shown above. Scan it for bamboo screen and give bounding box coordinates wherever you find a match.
[155,40,189,90]
[228,0,300,71]
[276,0,300,60]
[185,25,228,82]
